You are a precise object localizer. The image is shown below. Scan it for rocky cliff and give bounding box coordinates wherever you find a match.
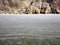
[0,0,60,14]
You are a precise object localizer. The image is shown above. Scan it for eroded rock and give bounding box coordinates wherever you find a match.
[0,0,60,14]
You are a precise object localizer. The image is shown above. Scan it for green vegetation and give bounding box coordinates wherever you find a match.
[0,37,60,45]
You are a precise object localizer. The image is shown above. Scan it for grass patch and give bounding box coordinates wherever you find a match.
[0,37,60,45]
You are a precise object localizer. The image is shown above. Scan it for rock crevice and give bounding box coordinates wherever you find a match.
[0,0,60,14]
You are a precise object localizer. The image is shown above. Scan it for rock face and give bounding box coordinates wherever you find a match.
[0,0,60,14]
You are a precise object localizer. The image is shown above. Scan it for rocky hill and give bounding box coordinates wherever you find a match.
[0,0,60,14]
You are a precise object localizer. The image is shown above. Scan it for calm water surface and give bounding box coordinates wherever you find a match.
[0,15,60,39]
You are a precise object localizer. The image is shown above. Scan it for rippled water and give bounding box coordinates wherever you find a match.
[0,15,60,40]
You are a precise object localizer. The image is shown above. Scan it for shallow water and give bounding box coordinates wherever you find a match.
[0,15,60,40]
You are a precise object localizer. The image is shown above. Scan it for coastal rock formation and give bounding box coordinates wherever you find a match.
[0,0,60,14]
